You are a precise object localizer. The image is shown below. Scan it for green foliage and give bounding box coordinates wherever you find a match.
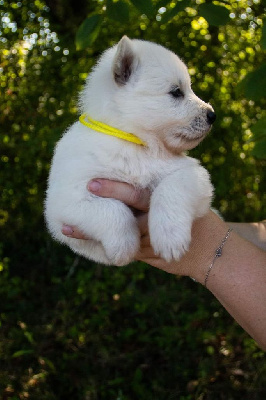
[160,0,191,24]
[249,117,266,158]
[74,1,233,50]
[262,18,266,48]
[198,3,230,27]
[75,13,102,50]
[0,0,266,399]
[106,0,130,23]
[237,63,266,101]
[129,0,155,18]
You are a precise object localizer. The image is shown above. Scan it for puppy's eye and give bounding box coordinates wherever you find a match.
[169,87,184,98]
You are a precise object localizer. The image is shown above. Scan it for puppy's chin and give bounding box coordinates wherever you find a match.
[162,133,206,154]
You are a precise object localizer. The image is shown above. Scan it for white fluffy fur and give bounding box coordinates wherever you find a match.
[45,37,214,265]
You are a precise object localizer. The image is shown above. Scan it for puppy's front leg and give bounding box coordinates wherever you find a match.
[46,195,140,266]
[149,163,213,261]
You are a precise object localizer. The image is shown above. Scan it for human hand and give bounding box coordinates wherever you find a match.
[62,180,266,349]
[62,179,227,282]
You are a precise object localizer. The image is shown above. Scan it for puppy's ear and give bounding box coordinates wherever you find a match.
[112,36,136,85]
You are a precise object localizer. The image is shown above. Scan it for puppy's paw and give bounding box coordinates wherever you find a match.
[103,229,140,266]
[149,220,192,262]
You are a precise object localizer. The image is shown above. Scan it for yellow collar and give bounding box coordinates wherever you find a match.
[79,113,145,146]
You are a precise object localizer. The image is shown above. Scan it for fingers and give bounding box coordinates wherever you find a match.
[137,213,149,236]
[88,179,150,212]
[62,224,90,240]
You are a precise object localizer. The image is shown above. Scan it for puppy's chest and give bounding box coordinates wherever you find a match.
[95,152,178,188]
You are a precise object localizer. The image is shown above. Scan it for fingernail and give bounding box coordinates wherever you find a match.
[62,225,74,236]
[88,180,102,192]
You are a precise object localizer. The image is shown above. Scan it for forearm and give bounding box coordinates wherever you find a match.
[228,221,266,251]
[206,232,266,349]
[185,212,266,349]
[140,211,266,349]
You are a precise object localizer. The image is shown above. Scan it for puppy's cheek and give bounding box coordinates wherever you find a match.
[183,140,203,151]
[162,137,188,154]
[162,135,204,154]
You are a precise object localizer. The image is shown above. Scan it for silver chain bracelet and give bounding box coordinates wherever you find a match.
[204,228,233,287]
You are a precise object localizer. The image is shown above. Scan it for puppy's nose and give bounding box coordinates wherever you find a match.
[207,110,216,125]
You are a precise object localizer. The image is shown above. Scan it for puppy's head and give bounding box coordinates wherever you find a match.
[82,36,215,153]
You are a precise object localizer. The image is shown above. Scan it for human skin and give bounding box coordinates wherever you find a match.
[62,179,266,349]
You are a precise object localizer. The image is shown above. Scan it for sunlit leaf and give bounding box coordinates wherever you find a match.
[198,3,230,26]
[160,0,190,24]
[75,14,102,51]
[106,0,130,23]
[237,63,266,101]
[12,349,34,358]
[129,0,154,18]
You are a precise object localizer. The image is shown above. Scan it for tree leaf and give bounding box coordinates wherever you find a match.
[252,139,266,159]
[12,349,34,358]
[160,0,190,24]
[261,19,266,50]
[198,3,230,26]
[106,0,130,23]
[237,63,266,101]
[129,0,154,18]
[250,117,266,142]
[75,14,102,51]
[249,117,266,159]
[156,0,172,8]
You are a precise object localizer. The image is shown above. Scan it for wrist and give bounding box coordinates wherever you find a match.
[183,211,231,285]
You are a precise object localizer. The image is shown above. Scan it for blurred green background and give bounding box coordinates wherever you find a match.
[0,0,265,399]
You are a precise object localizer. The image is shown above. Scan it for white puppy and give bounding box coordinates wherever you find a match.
[45,36,215,266]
